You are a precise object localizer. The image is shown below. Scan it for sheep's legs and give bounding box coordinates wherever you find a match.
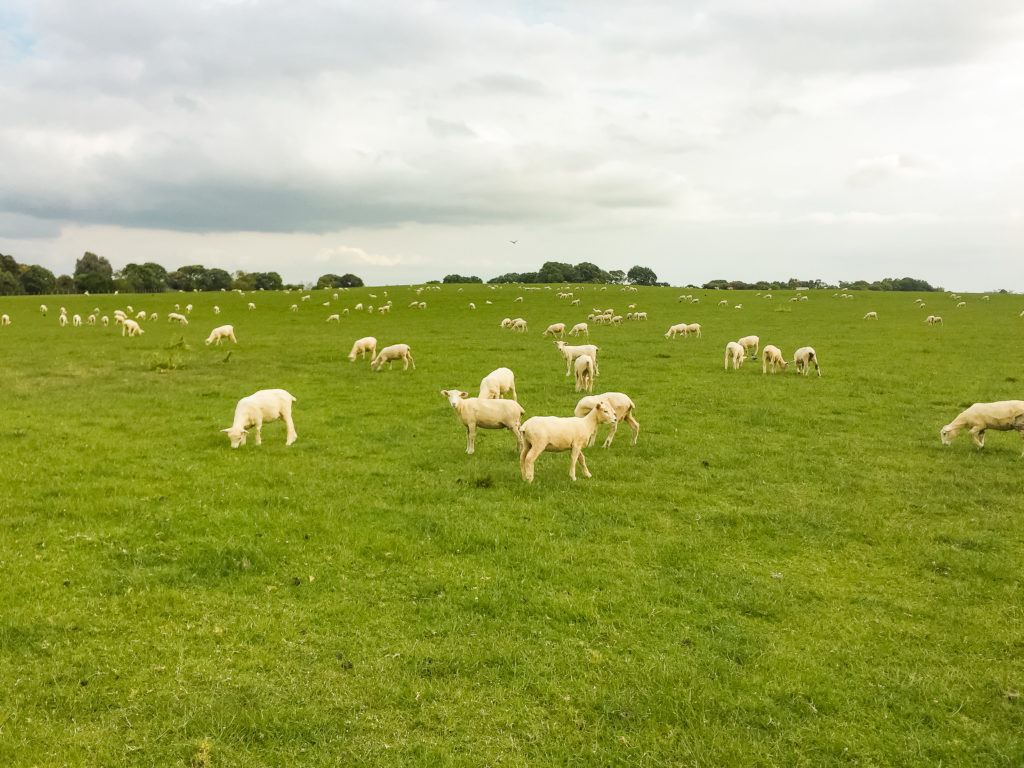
[465,424,476,454]
[252,419,263,446]
[602,421,619,448]
[570,447,592,480]
[971,428,985,448]
[511,425,524,454]
[626,415,640,446]
[520,443,542,483]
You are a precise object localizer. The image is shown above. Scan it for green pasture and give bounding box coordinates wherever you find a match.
[0,285,1021,767]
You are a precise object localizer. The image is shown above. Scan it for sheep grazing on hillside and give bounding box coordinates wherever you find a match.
[72,314,82,327]
[214,305,220,314]
[247,302,256,310]
[348,336,377,362]
[519,400,617,483]
[685,323,702,338]
[665,323,687,338]
[793,346,821,377]
[574,354,596,393]
[479,367,517,401]
[568,322,589,337]
[440,389,525,454]
[371,343,415,371]
[500,317,513,329]
[863,311,878,320]
[58,314,68,328]
[167,312,189,324]
[574,392,639,447]
[326,314,340,323]
[1,314,10,326]
[555,340,600,377]
[542,322,566,337]
[940,401,1024,454]
[87,314,97,325]
[925,315,943,325]
[121,319,143,337]
[205,325,237,345]
[222,389,297,448]
[725,341,745,370]
[510,317,528,332]
[101,316,109,326]
[761,345,787,374]
[39,304,47,315]
[737,335,759,358]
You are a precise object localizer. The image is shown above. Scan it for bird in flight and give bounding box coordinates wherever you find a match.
[509,240,518,244]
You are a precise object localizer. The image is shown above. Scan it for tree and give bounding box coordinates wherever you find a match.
[538,261,575,283]
[250,272,283,291]
[442,274,483,284]
[0,270,21,295]
[202,268,232,291]
[0,253,19,277]
[574,262,611,283]
[55,274,76,294]
[338,273,363,288]
[20,265,57,295]
[627,265,658,286]
[316,274,342,289]
[608,270,626,285]
[74,252,114,293]
[118,262,168,293]
[167,265,209,291]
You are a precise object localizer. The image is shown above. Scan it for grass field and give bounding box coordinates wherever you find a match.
[0,285,1022,767]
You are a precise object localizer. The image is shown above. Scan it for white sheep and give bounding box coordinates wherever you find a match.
[326,314,340,323]
[793,346,821,376]
[371,343,415,371]
[222,389,297,448]
[761,345,787,374]
[72,314,82,327]
[519,400,617,482]
[186,304,193,314]
[940,401,1024,454]
[665,323,687,338]
[510,317,528,332]
[214,305,221,315]
[542,322,566,338]
[863,311,878,320]
[205,325,237,345]
[149,312,158,321]
[348,336,377,362]
[101,316,109,326]
[479,367,518,401]
[1,314,9,326]
[555,340,600,377]
[87,314,96,325]
[469,302,476,309]
[568,322,589,337]
[167,312,189,324]
[574,354,596,392]
[122,319,144,337]
[718,299,728,306]
[956,301,966,308]
[574,392,639,447]
[440,389,525,454]
[248,302,256,310]
[135,310,147,320]
[737,335,759,358]
[58,314,68,328]
[685,323,702,338]
[290,304,298,312]
[925,315,943,325]
[500,317,512,329]
[725,341,745,370]
[39,304,47,315]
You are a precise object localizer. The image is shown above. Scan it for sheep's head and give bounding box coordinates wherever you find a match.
[939,425,955,445]
[441,390,469,407]
[596,401,617,425]
[222,427,248,448]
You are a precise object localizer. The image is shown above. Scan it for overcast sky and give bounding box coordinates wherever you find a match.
[1,0,1022,290]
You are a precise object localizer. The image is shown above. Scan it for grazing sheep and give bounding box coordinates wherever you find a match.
[665,323,687,338]
[793,346,821,377]
[514,296,524,302]
[348,336,377,362]
[940,401,1024,454]
[58,314,68,328]
[149,313,158,321]
[186,304,193,314]
[87,314,96,325]
[479,367,518,401]
[737,335,759,358]
[925,315,943,325]
[574,392,639,447]
[326,314,340,323]
[761,345,787,374]
[634,311,647,320]
[1,314,9,326]
[72,314,82,327]
[122,319,144,337]
[863,311,878,320]
[500,317,513,328]
[101,316,109,326]
[440,389,525,454]
[519,400,617,482]
[222,389,298,448]
[685,323,702,338]
[568,322,589,337]
[205,325,237,345]
[248,302,256,310]
[725,341,745,370]
[167,312,189,324]
[571,298,581,306]
[718,299,728,306]
[543,322,566,338]
[214,305,221,315]
[135,310,147,320]
[290,304,298,312]
[555,340,600,377]
[956,301,966,308]
[39,304,47,315]
[371,343,415,371]
[469,302,476,309]
[574,354,596,392]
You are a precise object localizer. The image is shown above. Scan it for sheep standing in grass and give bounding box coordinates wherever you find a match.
[543,322,566,337]
[863,311,878,320]
[725,341,745,370]
[440,389,525,454]
[101,316,109,326]
[122,319,144,337]
[168,312,189,325]
[940,401,1024,454]
[762,345,787,374]
[222,389,297,448]
[479,367,518,401]
[925,315,943,325]
[510,317,528,332]
[205,325,237,345]
[39,304,47,315]
[555,340,599,377]
[665,323,687,338]
[371,343,415,371]
[568,322,589,337]
[793,346,821,376]
[519,400,617,482]
[574,392,639,447]
[214,305,221,315]
[737,335,759,358]
[72,314,82,327]
[1,314,9,326]
[574,354,596,392]
[348,336,377,362]
[326,314,340,323]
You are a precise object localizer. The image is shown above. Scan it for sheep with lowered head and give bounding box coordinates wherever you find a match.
[940,400,1024,454]
[205,325,237,345]
[519,399,617,482]
[725,341,745,370]
[371,343,415,371]
[222,389,297,448]
[761,345,787,374]
[440,389,525,454]
[479,367,518,401]
[574,354,595,392]
[574,392,639,447]
[737,335,759,358]
[348,336,377,362]
[793,346,821,376]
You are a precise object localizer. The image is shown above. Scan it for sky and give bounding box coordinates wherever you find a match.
[1,0,1022,291]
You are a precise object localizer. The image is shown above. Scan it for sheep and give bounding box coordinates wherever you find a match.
[101,316,109,327]
[500,317,513,328]
[175,303,181,310]
[737,335,759,358]
[348,336,377,362]
[761,345,787,374]
[167,312,189,325]
[39,304,47,315]
[940,401,1024,454]
[222,389,297,448]
[205,324,237,345]
[665,323,686,338]
[925,315,943,325]
[635,311,647,320]
[72,314,82,327]
[685,323,702,338]
[1,314,9,326]
[135,310,147,320]
[863,311,878,320]
[247,302,256,310]
[725,341,745,370]
[793,346,821,376]
[214,305,221,315]
[440,389,525,454]
[574,392,639,447]
[122,319,144,337]
[469,302,476,309]
[510,318,528,332]
[574,354,596,392]
[479,367,518,401]
[186,304,193,314]
[149,312,158,321]
[514,296,524,302]
[571,298,581,306]
[956,301,966,308]
[418,302,426,310]
[555,340,600,377]
[87,314,96,325]
[718,299,728,306]
[568,322,589,337]
[734,304,743,310]
[324,313,340,323]
[542,322,566,338]
[519,400,617,482]
[371,343,415,371]
[290,304,298,312]
[58,314,68,328]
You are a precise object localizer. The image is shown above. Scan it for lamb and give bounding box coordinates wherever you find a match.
[326,314,340,323]
[737,335,759,358]
[348,336,377,362]
[510,317,528,332]
[87,314,96,325]
[574,392,639,447]
[665,323,687,338]
[863,311,878,320]
[290,304,298,312]
[568,322,589,337]
[122,319,144,337]
[167,312,189,324]
[543,322,566,338]
[725,341,745,370]
[39,304,47,315]
[500,317,513,329]
[956,301,966,308]
[440,389,525,454]
[72,314,82,327]
[519,400,617,482]
[59,314,68,328]
[940,401,1024,454]
[371,343,415,371]
[214,306,220,315]
[469,302,476,309]
[761,345,787,374]
[101,316,109,326]
[1,314,9,326]
[479,367,518,401]
[685,323,702,338]
[574,354,596,392]
[793,346,821,376]
[135,310,147,320]
[555,340,599,377]
[925,315,943,325]
[149,313,158,321]
[186,304,193,314]
[205,324,237,345]
[248,302,256,310]
[222,389,297,448]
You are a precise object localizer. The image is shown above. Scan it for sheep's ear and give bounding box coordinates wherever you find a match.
[221,428,230,433]
[460,391,468,398]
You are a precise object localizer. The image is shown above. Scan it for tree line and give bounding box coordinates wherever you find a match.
[700,277,942,292]
[442,262,663,286]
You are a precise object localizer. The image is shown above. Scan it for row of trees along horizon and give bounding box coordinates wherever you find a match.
[0,252,947,295]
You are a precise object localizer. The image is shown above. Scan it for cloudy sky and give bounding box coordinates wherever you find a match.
[1,0,1022,290]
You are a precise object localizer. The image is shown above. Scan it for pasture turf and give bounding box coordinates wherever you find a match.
[0,286,1021,767]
